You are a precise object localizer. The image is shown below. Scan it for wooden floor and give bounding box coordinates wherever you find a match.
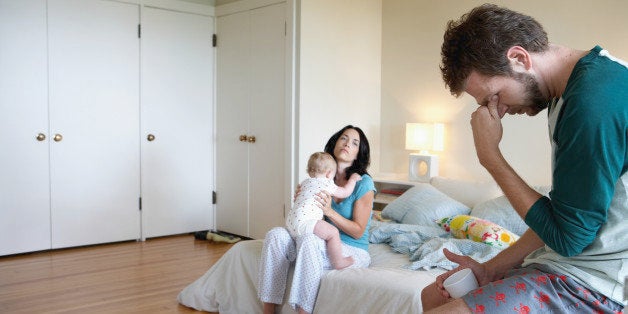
[0,235,234,313]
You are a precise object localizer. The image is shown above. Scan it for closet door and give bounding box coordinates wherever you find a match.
[248,3,286,239]
[48,0,141,248]
[0,0,51,255]
[216,3,286,239]
[216,10,250,237]
[141,7,214,238]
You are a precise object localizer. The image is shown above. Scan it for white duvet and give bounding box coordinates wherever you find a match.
[177,239,443,313]
[177,177,508,313]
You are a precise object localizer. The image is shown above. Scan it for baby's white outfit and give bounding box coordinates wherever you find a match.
[285,177,338,237]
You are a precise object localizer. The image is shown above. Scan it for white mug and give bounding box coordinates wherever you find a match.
[443,268,479,298]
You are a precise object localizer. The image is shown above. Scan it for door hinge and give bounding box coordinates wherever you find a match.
[284,21,287,36]
[212,191,217,204]
[212,34,217,47]
[139,197,142,210]
[138,24,141,38]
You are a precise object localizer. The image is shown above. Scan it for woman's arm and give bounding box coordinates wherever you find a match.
[321,190,374,239]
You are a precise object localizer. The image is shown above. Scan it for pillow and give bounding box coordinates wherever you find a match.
[470,196,527,236]
[469,186,549,236]
[430,177,503,208]
[436,215,519,248]
[381,183,470,226]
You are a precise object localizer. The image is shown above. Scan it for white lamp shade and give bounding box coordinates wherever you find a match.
[405,123,444,152]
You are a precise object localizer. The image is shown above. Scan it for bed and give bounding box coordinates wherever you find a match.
[178,177,546,313]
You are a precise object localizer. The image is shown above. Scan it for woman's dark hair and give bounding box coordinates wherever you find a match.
[324,125,370,180]
[440,4,549,96]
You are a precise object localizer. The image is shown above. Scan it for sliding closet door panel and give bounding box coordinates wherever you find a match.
[48,0,140,248]
[248,3,286,239]
[216,11,251,237]
[141,7,214,238]
[0,0,51,255]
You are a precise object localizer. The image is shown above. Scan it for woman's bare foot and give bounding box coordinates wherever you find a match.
[263,302,277,314]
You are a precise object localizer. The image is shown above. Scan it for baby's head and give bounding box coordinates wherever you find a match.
[307,152,337,178]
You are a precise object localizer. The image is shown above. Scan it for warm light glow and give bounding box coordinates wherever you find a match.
[405,123,445,153]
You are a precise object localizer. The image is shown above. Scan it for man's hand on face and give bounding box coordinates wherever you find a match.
[471,95,504,167]
[486,95,503,119]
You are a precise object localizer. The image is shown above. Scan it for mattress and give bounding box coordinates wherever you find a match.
[314,243,443,313]
[177,240,443,313]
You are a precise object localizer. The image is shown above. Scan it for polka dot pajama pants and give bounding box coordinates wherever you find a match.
[258,227,370,313]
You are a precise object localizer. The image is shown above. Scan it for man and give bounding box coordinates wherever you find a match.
[421,4,627,313]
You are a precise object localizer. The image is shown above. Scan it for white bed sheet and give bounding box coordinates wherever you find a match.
[177,240,443,313]
[315,243,443,313]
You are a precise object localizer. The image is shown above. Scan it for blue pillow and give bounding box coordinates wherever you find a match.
[470,186,550,236]
[470,195,527,236]
[381,183,470,225]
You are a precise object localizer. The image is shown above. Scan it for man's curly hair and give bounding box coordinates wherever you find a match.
[440,4,549,97]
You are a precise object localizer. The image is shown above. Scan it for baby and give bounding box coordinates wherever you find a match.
[285,152,362,269]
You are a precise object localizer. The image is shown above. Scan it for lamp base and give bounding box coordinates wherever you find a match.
[408,153,438,182]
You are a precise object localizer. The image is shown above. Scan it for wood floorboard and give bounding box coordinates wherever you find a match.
[0,234,233,313]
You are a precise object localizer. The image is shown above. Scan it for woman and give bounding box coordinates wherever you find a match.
[258,125,376,314]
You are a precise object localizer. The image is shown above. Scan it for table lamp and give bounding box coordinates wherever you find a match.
[405,123,444,182]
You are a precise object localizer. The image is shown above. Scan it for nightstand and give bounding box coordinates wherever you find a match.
[372,173,419,211]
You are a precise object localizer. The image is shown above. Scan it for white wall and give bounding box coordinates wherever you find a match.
[381,0,628,186]
[297,0,382,181]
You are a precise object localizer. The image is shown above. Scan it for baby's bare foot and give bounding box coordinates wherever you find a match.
[333,256,354,270]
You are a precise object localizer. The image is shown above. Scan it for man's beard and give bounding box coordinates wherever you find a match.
[514,72,550,115]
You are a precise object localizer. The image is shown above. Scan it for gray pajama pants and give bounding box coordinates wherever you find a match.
[258,227,370,313]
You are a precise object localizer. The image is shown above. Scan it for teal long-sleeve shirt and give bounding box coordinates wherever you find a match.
[525,46,628,257]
